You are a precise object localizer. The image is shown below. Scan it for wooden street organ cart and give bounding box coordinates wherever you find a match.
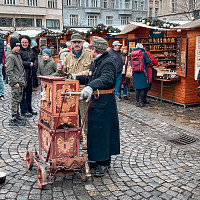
[26,76,89,188]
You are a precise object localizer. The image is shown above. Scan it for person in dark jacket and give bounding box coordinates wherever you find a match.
[0,37,5,100]
[76,36,120,177]
[6,38,26,126]
[31,40,40,91]
[108,41,123,102]
[120,46,131,100]
[19,35,38,117]
[132,43,151,107]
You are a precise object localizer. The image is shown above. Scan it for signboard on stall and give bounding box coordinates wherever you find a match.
[195,36,200,80]
[128,39,137,53]
[149,29,165,38]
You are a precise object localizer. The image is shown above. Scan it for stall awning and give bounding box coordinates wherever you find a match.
[10,30,41,38]
[120,22,170,35]
[172,19,200,30]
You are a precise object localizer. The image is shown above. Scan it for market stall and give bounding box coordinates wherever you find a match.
[119,20,200,107]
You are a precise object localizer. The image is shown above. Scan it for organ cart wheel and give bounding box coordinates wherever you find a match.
[80,163,90,182]
[26,150,34,170]
[37,166,46,188]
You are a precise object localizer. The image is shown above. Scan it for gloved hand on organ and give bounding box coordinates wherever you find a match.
[79,86,93,102]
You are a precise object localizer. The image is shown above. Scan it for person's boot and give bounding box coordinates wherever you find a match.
[136,102,140,107]
[94,165,108,177]
[124,96,128,100]
[141,102,146,107]
[9,116,25,126]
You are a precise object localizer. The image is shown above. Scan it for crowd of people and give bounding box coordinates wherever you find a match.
[0,33,162,177]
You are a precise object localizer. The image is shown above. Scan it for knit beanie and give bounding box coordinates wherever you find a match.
[42,48,51,57]
[31,41,37,47]
[10,38,20,49]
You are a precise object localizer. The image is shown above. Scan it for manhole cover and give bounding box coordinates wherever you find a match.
[168,134,197,145]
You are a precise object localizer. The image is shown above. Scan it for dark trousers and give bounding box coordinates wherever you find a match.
[136,89,146,103]
[97,156,111,167]
[20,76,33,114]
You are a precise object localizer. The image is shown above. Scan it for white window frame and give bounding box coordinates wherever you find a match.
[91,0,98,7]
[4,0,15,5]
[106,16,113,25]
[66,0,71,6]
[48,0,57,8]
[172,0,177,12]
[141,1,144,10]
[70,14,78,26]
[111,0,115,9]
[125,0,130,9]
[119,0,122,8]
[134,1,138,10]
[103,0,107,8]
[189,0,196,10]
[88,15,97,26]
[121,16,129,25]
[28,0,38,6]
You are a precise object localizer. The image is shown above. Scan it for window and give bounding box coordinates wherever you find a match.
[121,16,129,25]
[106,16,113,25]
[70,15,78,26]
[48,0,57,8]
[88,15,97,26]
[125,0,130,9]
[46,19,60,29]
[4,0,15,4]
[86,0,88,7]
[103,0,107,8]
[111,0,115,9]
[141,1,144,10]
[91,0,97,7]
[172,0,177,12]
[15,18,34,27]
[155,8,158,18]
[66,0,71,6]
[189,0,195,10]
[28,0,37,6]
[76,0,80,6]
[119,0,122,8]
[36,19,42,27]
[0,17,13,27]
[149,8,152,17]
[134,1,138,10]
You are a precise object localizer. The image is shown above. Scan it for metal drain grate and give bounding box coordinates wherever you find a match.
[168,134,197,145]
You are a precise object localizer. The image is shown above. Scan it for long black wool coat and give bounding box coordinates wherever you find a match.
[77,52,120,162]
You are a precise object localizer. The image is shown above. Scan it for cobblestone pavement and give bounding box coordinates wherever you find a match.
[0,85,200,200]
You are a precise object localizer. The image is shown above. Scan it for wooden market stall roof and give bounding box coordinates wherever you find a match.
[173,19,200,30]
[120,22,170,35]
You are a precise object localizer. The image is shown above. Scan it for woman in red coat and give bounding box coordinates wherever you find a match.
[120,46,131,100]
[145,46,158,104]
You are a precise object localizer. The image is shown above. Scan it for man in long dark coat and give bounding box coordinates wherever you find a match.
[76,36,120,177]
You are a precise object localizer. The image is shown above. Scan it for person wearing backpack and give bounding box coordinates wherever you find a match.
[132,43,151,107]
[108,41,123,102]
[144,46,158,104]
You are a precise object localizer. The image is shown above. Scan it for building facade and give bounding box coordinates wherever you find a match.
[158,0,200,21]
[0,0,63,31]
[147,0,159,18]
[63,0,148,28]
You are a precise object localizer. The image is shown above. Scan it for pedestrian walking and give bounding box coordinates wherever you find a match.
[58,43,70,61]
[19,35,38,117]
[6,37,26,126]
[132,43,151,107]
[120,46,131,100]
[57,33,93,148]
[108,41,123,102]
[37,48,57,83]
[0,37,5,100]
[76,36,120,177]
